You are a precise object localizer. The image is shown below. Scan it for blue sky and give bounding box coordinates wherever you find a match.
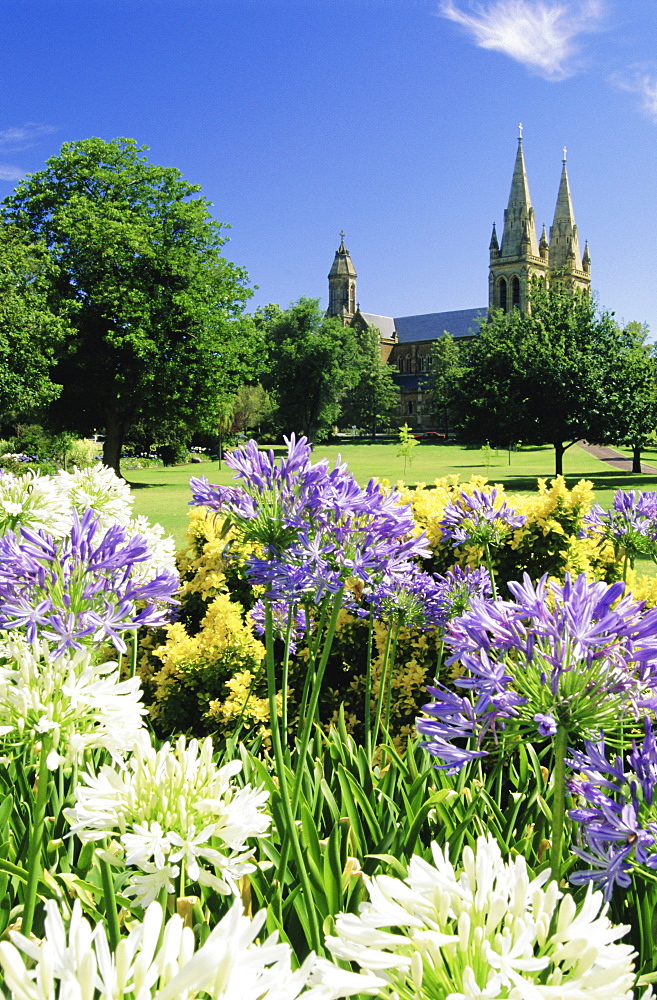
[1,0,656,334]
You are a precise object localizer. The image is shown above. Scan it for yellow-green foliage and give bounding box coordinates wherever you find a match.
[139,509,268,739]
[398,475,619,586]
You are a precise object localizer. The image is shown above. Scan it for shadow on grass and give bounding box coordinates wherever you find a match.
[406,469,657,492]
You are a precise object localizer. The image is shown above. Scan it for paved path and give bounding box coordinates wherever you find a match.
[577,441,657,476]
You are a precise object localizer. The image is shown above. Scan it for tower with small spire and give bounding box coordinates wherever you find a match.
[548,148,591,293]
[327,232,357,322]
[489,125,549,314]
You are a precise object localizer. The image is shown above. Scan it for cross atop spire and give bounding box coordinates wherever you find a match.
[518,122,524,140]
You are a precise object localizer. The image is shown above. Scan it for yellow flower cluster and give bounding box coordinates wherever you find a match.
[399,475,619,584]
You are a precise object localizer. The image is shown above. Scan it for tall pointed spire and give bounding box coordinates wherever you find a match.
[499,128,539,258]
[327,232,357,321]
[549,149,583,272]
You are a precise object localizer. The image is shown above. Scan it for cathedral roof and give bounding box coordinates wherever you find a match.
[357,313,397,338]
[328,233,357,279]
[393,307,486,343]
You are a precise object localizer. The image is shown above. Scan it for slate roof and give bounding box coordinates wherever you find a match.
[393,307,486,344]
[358,313,397,338]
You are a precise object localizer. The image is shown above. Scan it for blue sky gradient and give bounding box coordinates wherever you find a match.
[1,0,655,333]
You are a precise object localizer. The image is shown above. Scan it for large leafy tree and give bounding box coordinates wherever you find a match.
[0,225,69,421]
[601,321,657,473]
[425,332,462,436]
[2,138,256,475]
[258,298,363,442]
[451,281,623,476]
[341,325,399,439]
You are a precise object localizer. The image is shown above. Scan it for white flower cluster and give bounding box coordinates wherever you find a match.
[324,835,639,1000]
[0,463,177,581]
[64,730,271,905]
[0,639,146,768]
[0,896,375,1000]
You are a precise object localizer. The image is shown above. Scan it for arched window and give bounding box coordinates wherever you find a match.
[511,276,520,309]
[498,277,507,312]
[406,357,412,373]
[398,358,404,373]
[408,401,414,414]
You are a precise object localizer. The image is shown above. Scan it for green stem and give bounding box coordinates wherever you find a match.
[364,614,375,763]
[99,854,121,950]
[549,725,569,883]
[264,603,323,954]
[372,617,396,750]
[129,628,139,679]
[382,616,402,738]
[22,738,52,938]
[484,542,498,601]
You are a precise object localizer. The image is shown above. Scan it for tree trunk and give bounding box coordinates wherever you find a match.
[103,404,125,477]
[553,442,565,478]
[633,445,642,474]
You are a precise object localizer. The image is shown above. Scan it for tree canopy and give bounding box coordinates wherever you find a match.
[257,298,364,442]
[450,282,628,476]
[1,137,257,474]
[0,225,69,421]
[340,325,399,439]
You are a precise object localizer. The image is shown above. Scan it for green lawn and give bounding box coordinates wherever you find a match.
[127,441,657,550]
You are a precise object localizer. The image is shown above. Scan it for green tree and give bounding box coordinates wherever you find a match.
[231,384,272,436]
[2,138,256,475]
[258,298,363,442]
[452,281,622,476]
[0,225,69,421]
[602,321,657,473]
[341,325,399,439]
[425,332,462,436]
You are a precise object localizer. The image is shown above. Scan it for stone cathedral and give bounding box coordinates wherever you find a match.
[326,133,591,428]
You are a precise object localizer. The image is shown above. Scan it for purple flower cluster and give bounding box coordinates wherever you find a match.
[584,489,657,561]
[0,509,179,657]
[418,572,657,772]
[190,435,431,609]
[439,488,527,548]
[568,719,657,899]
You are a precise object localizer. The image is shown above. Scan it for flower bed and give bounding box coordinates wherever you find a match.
[0,450,656,998]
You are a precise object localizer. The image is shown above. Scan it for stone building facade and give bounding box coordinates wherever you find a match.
[326,133,590,429]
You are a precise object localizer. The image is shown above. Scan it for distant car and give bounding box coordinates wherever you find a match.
[414,431,446,441]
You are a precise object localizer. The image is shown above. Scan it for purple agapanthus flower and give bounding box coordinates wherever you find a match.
[250,600,308,654]
[439,488,527,548]
[0,509,179,657]
[418,572,657,771]
[568,719,657,899]
[190,434,430,607]
[583,489,657,562]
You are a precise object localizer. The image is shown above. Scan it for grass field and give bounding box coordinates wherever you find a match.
[127,440,657,550]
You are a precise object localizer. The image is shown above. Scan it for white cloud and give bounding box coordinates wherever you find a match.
[438,0,606,81]
[611,68,657,123]
[0,163,25,182]
[0,122,57,151]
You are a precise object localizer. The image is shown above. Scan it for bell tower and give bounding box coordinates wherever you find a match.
[489,126,549,314]
[327,232,357,322]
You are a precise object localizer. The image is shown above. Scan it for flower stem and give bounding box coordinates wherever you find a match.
[364,614,375,763]
[22,738,51,938]
[549,725,569,883]
[99,854,121,951]
[484,542,498,601]
[264,603,323,954]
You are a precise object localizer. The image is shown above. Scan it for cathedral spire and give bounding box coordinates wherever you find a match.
[327,232,357,321]
[499,129,539,258]
[549,150,583,272]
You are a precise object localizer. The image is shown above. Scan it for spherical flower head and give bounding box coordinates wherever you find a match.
[190,435,430,607]
[0,508,179,656]
[324,835,637,1000]
[568,718,657,900]
[64,729,271,906]
[54,462,135,528]
[0,895,367,1000]
[439,487,527,549]
[420,572,657,770]
[583,489,657,561]
[0,638,146,768]
[0,469,71,539]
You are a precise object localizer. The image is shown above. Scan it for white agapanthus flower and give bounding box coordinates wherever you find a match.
[64,729,271,905]
[54,462,134,527]
[324,835,640,1000]
[126,514,178,582]
[0,638,146,768]
[0,470,71,538]
[0,896,378,1000]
